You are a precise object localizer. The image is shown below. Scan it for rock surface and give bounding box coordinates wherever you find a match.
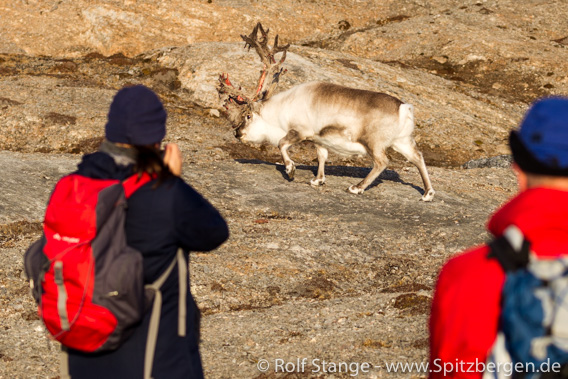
[0,1,563,378]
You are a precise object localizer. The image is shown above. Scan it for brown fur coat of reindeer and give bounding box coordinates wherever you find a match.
[217,23,435,201]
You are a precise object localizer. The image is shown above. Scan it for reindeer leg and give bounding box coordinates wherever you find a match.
[392,136,435,201]
[310,145,328,186]
[348,149,389,194]
[278,130,302,180]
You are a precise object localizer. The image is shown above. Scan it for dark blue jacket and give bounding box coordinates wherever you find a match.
[67,152,229,379]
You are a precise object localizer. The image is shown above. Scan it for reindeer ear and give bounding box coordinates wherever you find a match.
[252,102,262,113]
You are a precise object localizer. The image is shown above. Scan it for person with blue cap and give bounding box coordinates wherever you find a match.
[429,97,568,378]
[64,85,229,378]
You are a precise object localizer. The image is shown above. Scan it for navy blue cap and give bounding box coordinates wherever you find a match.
[105,85,167,145]
[510,97,568,175]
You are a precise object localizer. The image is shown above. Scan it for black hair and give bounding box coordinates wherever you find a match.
[132,145,173,187]
[510,131,568,177]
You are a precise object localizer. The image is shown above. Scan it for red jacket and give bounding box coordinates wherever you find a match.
[429,187,568,378]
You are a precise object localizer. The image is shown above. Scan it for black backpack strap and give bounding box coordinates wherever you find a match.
[488,225,531,272]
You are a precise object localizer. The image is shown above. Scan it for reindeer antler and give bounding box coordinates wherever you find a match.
[240,22,290,101]
[217,73,250,105]
[217,73,253,129]
[216,23,289,129]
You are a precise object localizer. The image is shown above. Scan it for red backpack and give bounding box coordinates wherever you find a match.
[24,172,188,378]
[24,173,155,351]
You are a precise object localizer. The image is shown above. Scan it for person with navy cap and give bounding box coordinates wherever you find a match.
[64,85,229,378]
[429,97,568,378]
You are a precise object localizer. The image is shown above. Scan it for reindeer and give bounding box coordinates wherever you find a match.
[217,23,435,201]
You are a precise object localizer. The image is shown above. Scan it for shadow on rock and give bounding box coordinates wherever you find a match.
[235,158,426,196]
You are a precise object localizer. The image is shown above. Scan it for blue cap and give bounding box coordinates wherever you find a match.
[511,97,568,174]
[105,85,167,145]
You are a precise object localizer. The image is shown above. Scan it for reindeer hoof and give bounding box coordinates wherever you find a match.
[285,164,295,180]
[421,189,435,202]
[347,185,364,194]
[310,177,325,187]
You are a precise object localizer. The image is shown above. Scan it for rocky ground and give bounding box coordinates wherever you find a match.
[0,0,566,378]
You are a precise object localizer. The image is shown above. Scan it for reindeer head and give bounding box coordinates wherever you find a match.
[217,23,289,140]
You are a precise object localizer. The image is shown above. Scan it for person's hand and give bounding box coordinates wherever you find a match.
[163,143,182,176]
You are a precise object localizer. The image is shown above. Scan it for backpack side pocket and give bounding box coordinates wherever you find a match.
[23,235,49,304]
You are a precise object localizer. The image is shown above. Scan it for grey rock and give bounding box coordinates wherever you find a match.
[463,155,513,169]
